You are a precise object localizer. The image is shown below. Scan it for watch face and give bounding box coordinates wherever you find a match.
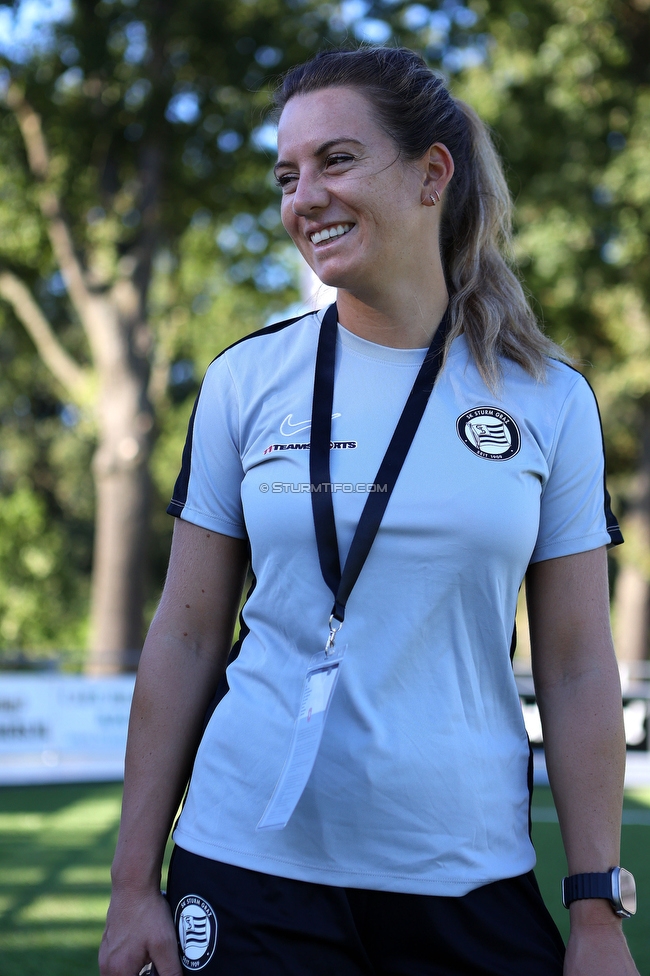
[617,868,637,916]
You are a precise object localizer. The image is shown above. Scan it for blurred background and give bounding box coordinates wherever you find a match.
[0,0,649,972]
[0,0,648,675]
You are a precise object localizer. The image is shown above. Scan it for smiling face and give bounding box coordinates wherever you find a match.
[275,87,439,299]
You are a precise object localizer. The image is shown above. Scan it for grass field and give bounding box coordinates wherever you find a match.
[0,781,648,976]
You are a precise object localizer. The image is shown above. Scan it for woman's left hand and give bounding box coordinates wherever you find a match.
[565,902,639,976]
[527,549,640,976]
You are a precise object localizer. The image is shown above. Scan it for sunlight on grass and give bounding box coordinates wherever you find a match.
[0,926,105,949]
[60,865,111,885]
[0,894,14,913]
[19,894,111,922]
[0,867,46,885]
[0,813,46,832]
[0,782,123,976]
[0,781,647,976]
[626,787,650,807]
[49,795,123,834]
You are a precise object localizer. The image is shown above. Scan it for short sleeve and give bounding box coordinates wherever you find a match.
[529,373,622,563]
[167,353,247,539]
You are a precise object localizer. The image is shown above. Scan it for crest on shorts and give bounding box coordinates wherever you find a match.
[456,406,521,461]
[175,894,217,970]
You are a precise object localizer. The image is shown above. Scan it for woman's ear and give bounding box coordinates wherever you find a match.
[420,142,455,206]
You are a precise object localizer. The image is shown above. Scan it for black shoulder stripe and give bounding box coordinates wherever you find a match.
[167,308,323,519]
[561,362,623,548]
[167,385,202,519]
[210,307,318,363]
[202,565,256,724]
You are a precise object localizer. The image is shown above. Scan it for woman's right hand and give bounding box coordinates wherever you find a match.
[99,526,248,976]
[99,885,182,976]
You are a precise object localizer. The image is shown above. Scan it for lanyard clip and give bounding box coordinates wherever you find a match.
[324,614,343,656]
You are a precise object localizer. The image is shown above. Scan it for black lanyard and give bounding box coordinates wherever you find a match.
[309,303,451,640]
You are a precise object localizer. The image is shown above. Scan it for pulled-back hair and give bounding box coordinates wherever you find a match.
[274,47,569,385]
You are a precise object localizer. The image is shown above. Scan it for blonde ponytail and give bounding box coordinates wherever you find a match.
[442,100,567,385]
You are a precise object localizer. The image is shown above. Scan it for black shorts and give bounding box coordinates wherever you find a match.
[166,845,564,975]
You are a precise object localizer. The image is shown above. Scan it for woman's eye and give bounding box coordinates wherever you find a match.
[275,173,297,190]
[326,154,354,167]
[274,154,354,190]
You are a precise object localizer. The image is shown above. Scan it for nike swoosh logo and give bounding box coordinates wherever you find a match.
[280,413,341,437]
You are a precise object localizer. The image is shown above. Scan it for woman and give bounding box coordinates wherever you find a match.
[100,48,639,976]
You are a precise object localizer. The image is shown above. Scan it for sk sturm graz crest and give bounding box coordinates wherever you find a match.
[456,407,521,461]
[174,894,217,970]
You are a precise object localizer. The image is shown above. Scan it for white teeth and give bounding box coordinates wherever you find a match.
[310,223,352,245]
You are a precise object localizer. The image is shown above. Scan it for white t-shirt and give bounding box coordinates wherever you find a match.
[168,308,621,896]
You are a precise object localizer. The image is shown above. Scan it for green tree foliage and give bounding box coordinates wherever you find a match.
[452,0,650,655]
[0,272,93,663]
[0,0,648,666]
[0,486,88,660]
[454,0,650,462]
[0,0,427,666]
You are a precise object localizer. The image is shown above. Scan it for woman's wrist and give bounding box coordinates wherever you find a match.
[110,849,164,892]
[569,898,624,929]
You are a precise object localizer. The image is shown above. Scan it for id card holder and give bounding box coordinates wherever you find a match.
[257,644,345,831]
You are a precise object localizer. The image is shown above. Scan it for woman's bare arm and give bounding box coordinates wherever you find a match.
[99,520,248,976]
[526,547,638,976]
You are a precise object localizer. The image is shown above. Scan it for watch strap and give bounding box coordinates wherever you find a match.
[562,871,612,908]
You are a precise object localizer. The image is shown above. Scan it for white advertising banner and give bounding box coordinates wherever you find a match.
[0,673,135,785]
[1,672,648,788]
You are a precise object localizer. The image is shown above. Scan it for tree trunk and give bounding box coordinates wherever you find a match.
[613,400,650,664]
[4,88,162,673]
[87,421,152,673]
[85,287,155,674]
[614,563,649,663]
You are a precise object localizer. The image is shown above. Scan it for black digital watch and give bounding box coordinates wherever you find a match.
[562,867,637,918]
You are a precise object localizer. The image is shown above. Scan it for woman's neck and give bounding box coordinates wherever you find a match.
[334,279,449,350]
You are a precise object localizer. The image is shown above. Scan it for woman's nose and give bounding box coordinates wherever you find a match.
[291,174,329,216]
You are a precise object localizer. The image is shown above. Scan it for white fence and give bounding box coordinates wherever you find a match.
[515,660,650,749]
[515,661,650,786]
[0,673,135,785]
[1,666,649,786]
